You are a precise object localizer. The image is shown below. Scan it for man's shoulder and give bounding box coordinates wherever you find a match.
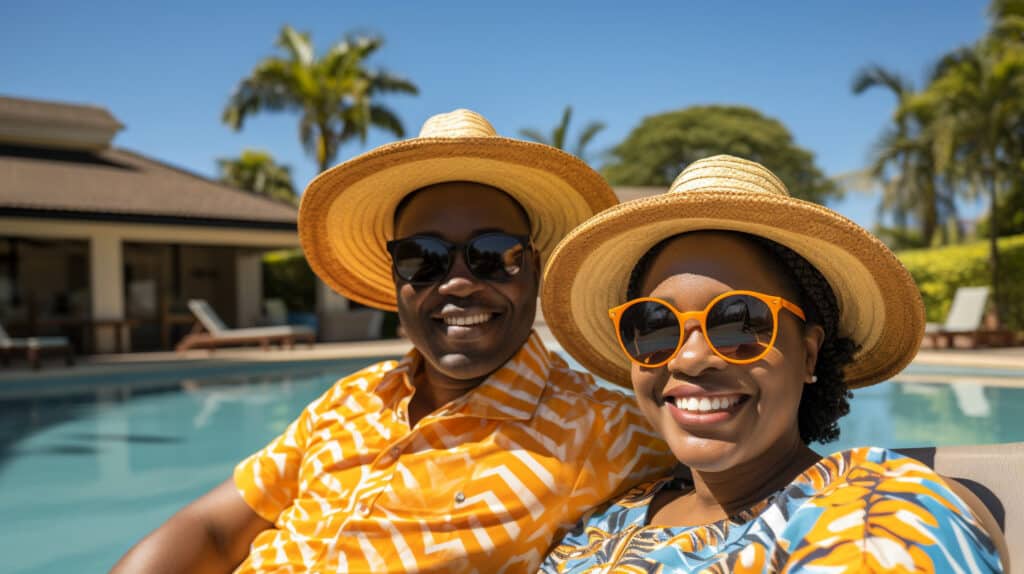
[307,357,406,412]
[543,350,635,411]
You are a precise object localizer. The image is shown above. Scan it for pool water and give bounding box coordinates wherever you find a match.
[2,360,1023,573]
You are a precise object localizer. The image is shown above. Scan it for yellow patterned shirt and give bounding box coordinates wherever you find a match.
[233,332,674,573]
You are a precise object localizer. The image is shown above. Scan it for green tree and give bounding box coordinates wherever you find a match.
[223,26,418,173]
[218,149,297,205]
[518,106,606,162]
[852,65,958,247]
[602,105,840,204]
[906,0,1024,324]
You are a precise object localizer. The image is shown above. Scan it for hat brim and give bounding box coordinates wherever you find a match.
[541,190,925,389]
[299,137,618,311]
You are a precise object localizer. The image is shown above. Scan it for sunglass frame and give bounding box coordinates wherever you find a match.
[607,289,806,367]
[386,232,532,285]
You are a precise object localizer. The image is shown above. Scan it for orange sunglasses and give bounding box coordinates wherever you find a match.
[608,290,806,367]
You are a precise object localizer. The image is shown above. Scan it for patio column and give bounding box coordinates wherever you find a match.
[90,232,125,353]
[235,252,263,327]
[317,278,351,341]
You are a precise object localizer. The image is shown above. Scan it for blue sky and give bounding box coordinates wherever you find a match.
[2,1,992,228]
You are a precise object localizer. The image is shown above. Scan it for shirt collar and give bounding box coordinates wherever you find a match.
[375,331,553,421]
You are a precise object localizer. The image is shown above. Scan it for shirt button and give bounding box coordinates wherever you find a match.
[357,502,370,516]
[454,491,465,504]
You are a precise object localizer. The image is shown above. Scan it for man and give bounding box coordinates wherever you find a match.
[112,109,673,573]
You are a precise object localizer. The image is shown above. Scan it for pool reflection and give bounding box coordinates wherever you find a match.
[832,380,1024,450]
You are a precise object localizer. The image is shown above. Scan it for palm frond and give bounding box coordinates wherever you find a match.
[573,121,606,158]
[552,106,572,150]
[517,128,549,145]
[368,104,405,138]
[367,70,419,95]
[222,60,302,129]
[276,26,314,66]
[851,64,911,97]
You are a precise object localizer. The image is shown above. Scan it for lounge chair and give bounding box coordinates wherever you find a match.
[898,442,1021,568]
[262,298,289,325]
[0,322,74,369]
[175,299,316,352]
[923,286,1015,348]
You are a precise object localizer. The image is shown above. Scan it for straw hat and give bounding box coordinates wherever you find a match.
[541,155,925,389]
[298,109,618,311]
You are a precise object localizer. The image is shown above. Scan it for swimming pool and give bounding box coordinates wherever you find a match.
[2,359,1023,573]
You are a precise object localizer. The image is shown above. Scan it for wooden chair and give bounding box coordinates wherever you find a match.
[175,299,315,352]
[0,322,74,369]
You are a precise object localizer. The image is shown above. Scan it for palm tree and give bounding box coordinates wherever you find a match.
[909,10,1024,323]
[519,106,606,162]
[852,65,953,246]
[218,150,297,205]
[223,26,418,173]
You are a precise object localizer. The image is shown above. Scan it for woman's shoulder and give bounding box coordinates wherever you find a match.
[795,445,987,528]
[552,477,670,543]
[779,446,1003,572]
[578,476,670,526]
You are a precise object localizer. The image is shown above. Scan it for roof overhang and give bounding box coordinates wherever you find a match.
[0,96,123,151]
[0,207,297,231]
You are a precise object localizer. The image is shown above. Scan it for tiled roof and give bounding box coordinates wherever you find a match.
[0,145,298,228]
[0,95,123,131]
[614,186,664,203]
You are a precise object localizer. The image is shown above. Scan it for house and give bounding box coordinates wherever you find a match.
[0,95,368,353]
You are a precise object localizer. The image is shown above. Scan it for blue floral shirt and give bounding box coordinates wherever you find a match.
[540,447,1002,573]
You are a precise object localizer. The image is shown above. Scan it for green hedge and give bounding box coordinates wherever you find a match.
[261,249,400,337]
[263,249,316,312]
[898,233,1024,331]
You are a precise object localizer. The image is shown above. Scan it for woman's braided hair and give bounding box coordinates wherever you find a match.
[626,231,858,444]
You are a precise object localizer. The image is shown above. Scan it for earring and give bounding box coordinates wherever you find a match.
[810,375,818,383]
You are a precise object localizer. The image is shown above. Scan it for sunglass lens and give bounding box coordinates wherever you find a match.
[466,234,525,280]
[618,300,680,366]
[392,238,449,283]
[706,294,774,360]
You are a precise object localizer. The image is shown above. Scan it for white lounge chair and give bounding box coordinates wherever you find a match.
[262,298,289,325]
[923,286,1014,348]
[175,299,315,352]
[0,322,74,369]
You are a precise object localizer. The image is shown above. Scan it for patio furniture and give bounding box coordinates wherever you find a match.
[175,299,316,352]
[898,442,1022,567]
[262,298,289,325]
[0,322,74,369]
[923,286,1014,348]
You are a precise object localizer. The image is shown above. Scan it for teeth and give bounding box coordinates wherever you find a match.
[669,395,742,413]
[444,313,491,327]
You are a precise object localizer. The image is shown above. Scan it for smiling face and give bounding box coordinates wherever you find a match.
[393,181,538,383]
[630,231,823,472]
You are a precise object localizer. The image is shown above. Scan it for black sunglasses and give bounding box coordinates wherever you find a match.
[386,233,532,285]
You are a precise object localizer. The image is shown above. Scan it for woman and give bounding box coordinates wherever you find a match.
[538,156,1005,572]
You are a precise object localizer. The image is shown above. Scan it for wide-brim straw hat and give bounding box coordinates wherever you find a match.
[541,155,925,389]
[298,109,619,311]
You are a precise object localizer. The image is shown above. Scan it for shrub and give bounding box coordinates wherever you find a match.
[263,249,316,312]
[898,234,1024,330]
